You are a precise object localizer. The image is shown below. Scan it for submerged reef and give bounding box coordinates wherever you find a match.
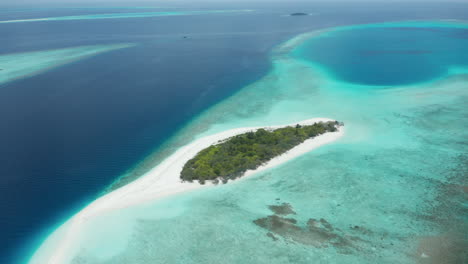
[180,121,341,183]
[0,44,133,85]
[0,10,252,24]
[30,21,468,264]
[410,155,468,264]
[268,203,296,215]
[414,234,467,264]
[253,202,369,254]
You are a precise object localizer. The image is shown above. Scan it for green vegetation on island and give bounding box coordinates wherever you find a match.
[181,121,341,184]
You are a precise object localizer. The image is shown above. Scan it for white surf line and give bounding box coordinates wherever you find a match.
[0,10,254,24]
[32,118,344,264]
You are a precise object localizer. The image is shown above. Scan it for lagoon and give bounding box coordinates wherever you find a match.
[293,22,468,86]
[30,20,468,264]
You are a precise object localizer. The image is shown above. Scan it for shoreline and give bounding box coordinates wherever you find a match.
[29,118,344,263]
[104,19,468,195]
[26,19,468,264]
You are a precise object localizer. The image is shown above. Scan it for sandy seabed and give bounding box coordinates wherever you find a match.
[29,118,343,264]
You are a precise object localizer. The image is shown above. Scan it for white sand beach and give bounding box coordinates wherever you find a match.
[29,118,344,264]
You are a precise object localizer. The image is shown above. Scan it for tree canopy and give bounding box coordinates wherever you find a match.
[180,121,341,184]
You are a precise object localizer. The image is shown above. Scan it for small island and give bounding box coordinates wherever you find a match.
[181,121,342,184]
[290,13,309,16]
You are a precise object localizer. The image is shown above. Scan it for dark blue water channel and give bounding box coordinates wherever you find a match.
[1,2,468,263]
[294,25,468,86]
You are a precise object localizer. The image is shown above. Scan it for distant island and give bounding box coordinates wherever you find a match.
[290,13,309,16]
[181,121,342,184]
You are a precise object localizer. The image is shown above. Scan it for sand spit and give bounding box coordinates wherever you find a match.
[29,118,344,264]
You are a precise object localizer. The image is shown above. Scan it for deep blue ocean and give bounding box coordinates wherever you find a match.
[1,2,468,263]
[294,26,468,86]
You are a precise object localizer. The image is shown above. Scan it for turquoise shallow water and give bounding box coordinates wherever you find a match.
[32,21,468,264]
[0,10,252,23]
[0,44,133,85]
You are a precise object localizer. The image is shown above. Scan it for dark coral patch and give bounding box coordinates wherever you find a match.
[254,203,368,253]
[268,203,296,215]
